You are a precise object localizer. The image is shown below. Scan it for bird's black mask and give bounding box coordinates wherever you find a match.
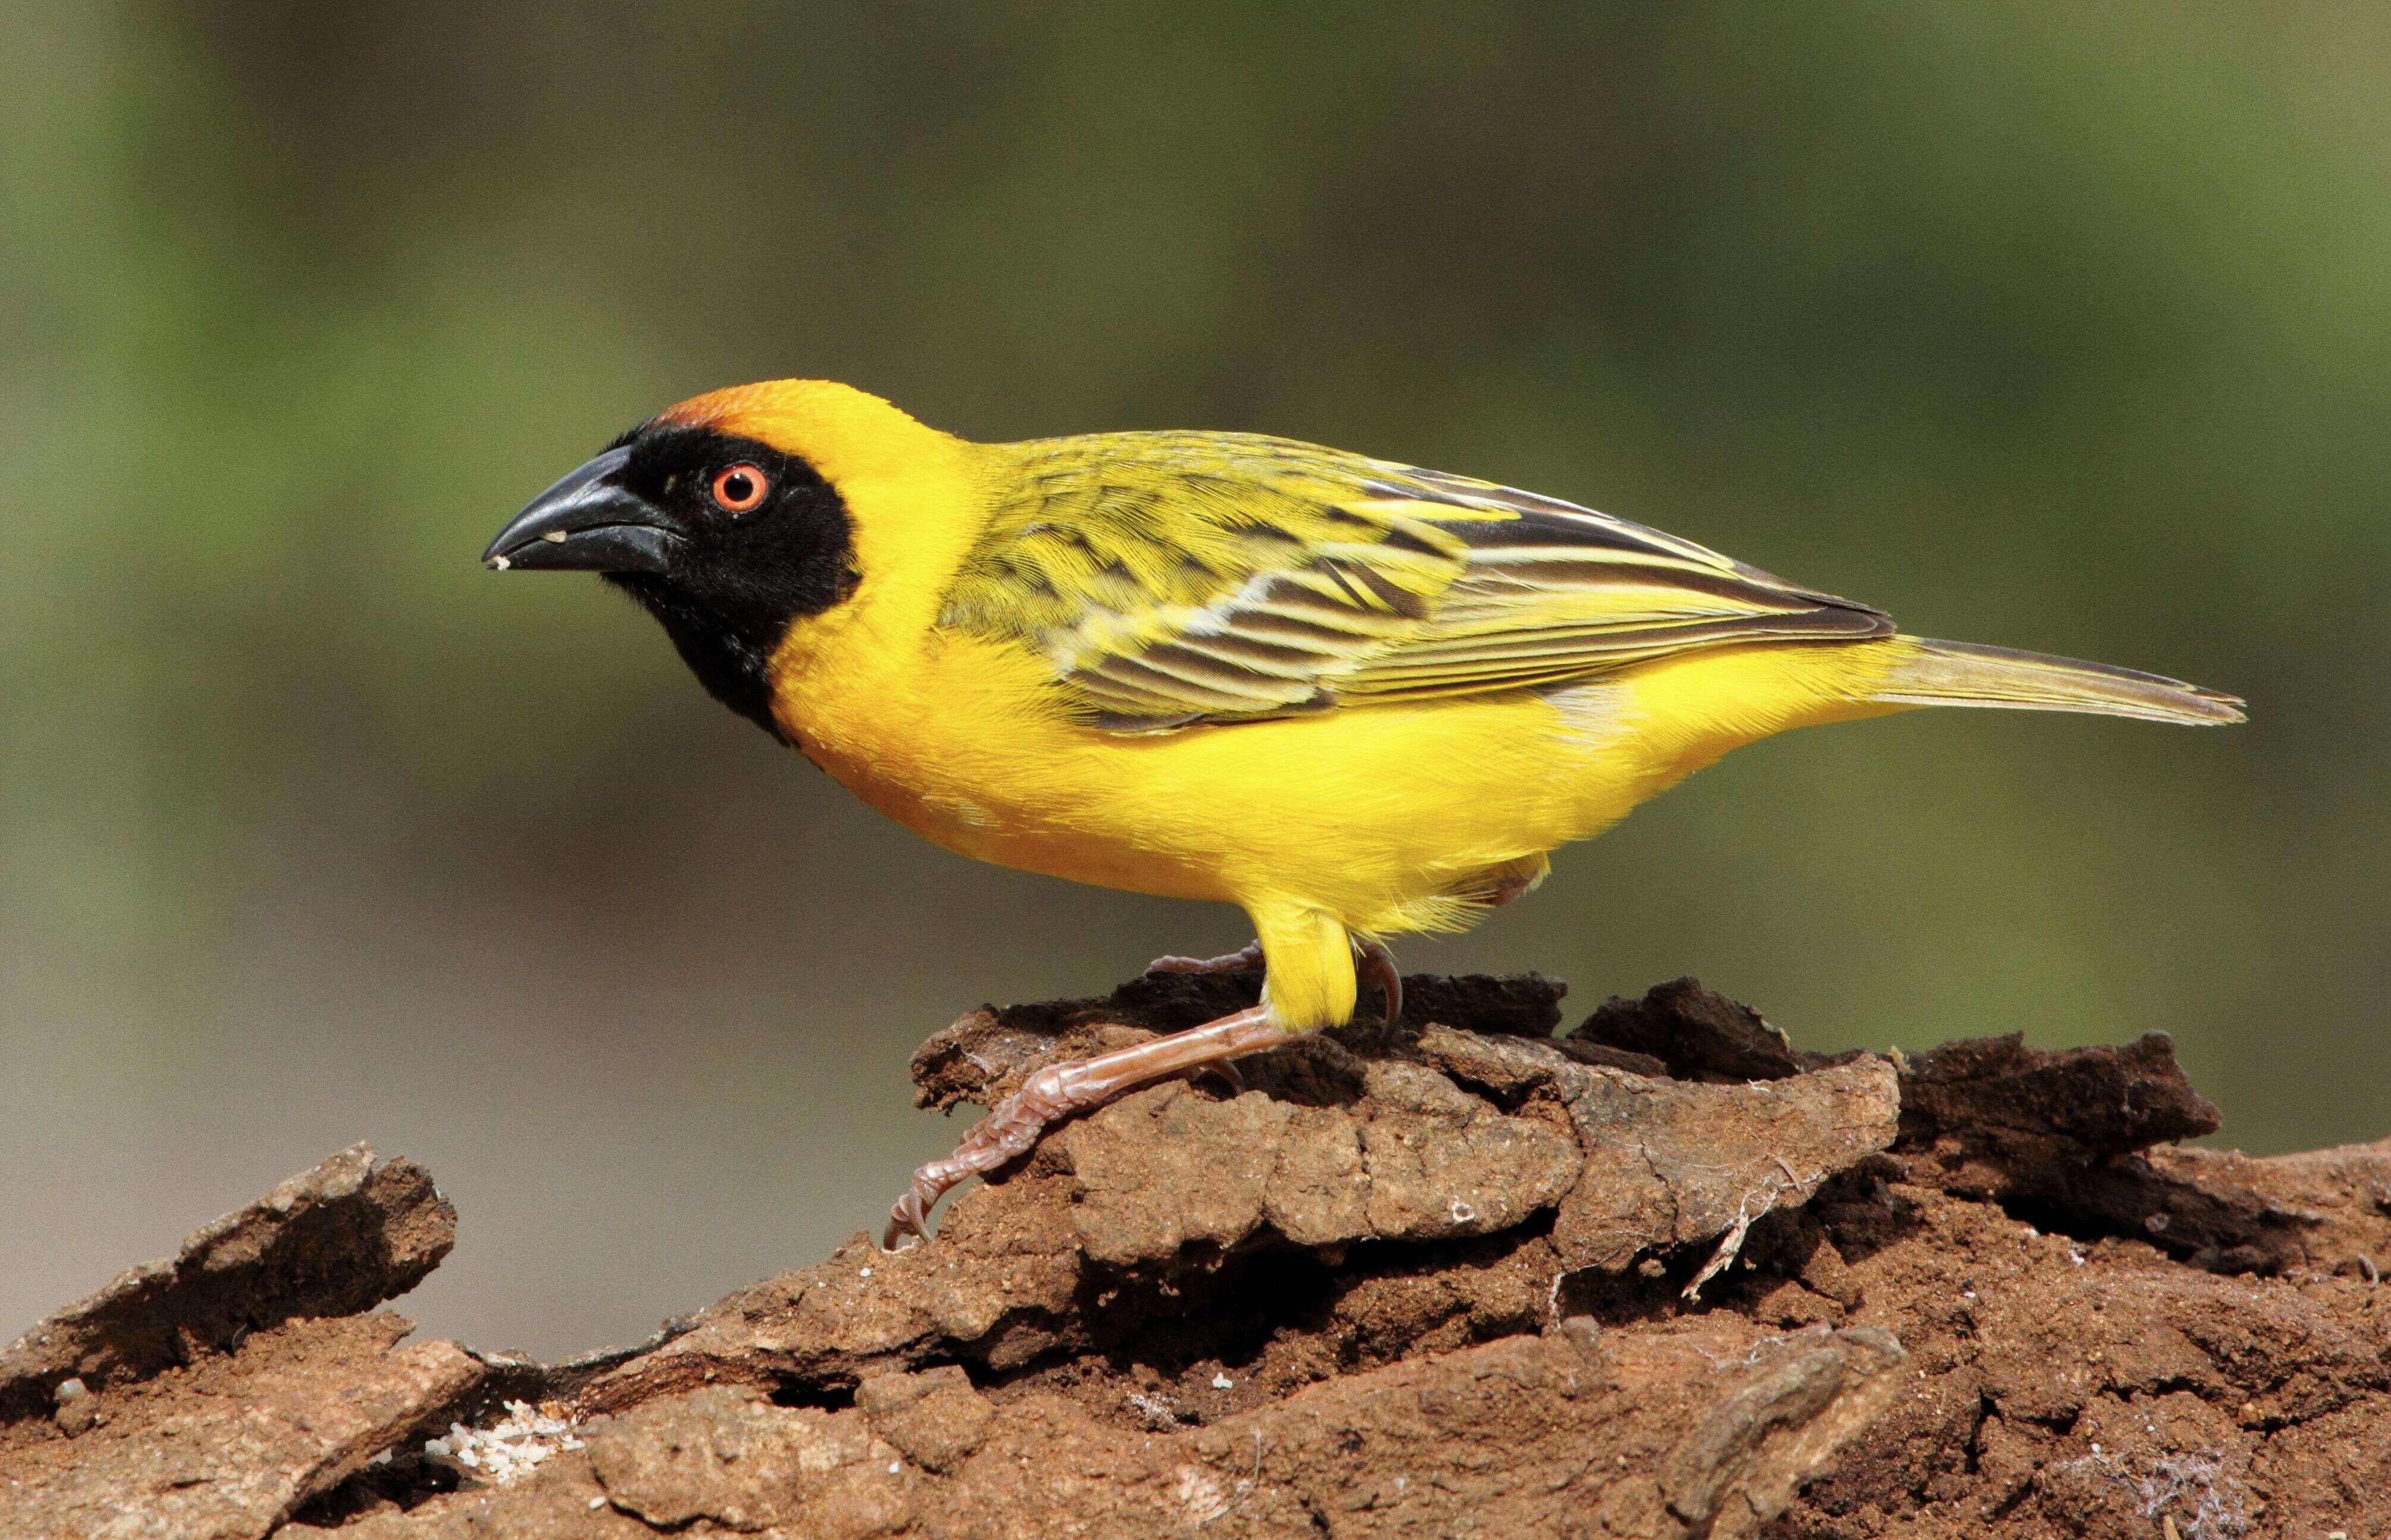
[484,422,858,740]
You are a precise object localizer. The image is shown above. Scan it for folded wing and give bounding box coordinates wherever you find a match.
[938,432,1892,731]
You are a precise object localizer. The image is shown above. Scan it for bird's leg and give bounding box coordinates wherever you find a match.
[1145,941,1268,1092]
[885,1003,1287,1247]
[1145,939,1263,974]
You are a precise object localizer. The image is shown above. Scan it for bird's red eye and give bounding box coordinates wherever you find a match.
[710,463,769,513]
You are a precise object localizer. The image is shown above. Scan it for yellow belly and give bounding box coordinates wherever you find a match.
[767,622,1903,1027]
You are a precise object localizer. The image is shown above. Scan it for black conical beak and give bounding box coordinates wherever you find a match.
[484,446,679,573]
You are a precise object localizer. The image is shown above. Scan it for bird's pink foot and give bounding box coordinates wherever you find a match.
[884,1003,1289,1248]
[889,940,1402,1245]
[884,1064,1078,1248]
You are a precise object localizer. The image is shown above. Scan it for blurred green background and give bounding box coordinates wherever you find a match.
[4,3,2383,1359]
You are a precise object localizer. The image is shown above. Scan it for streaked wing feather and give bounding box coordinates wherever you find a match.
[938,432,1891,730]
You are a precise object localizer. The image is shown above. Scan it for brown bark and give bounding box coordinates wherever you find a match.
[4,973,2384,1539]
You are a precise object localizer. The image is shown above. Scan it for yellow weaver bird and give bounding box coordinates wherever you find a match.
[485,379,2243,1245]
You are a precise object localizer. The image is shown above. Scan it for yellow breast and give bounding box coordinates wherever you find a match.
[774,578,1900,926]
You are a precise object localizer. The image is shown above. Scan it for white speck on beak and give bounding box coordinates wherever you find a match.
[490,555,510,570]
[541,529,568,543]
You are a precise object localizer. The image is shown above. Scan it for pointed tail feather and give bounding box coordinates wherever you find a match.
[1872,638,2245,726]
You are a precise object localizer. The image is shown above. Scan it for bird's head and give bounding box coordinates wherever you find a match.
[484,379,919,739]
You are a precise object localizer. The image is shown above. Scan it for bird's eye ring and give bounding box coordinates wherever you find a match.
[710,463,769,514]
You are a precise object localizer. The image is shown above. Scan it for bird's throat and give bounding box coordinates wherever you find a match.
[604,573,791,743]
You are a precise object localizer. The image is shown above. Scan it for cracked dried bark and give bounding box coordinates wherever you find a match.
[0,1144,455,1427]
[4,974,2387,1540]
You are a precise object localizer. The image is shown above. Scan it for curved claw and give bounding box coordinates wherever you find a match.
[884,1191,931,1251]
[1354,938,1403,1030]
[1199,1058,1246,1097]
[877,1072,1070,1249]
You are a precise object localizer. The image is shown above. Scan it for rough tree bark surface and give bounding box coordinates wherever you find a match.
[4,971,2386,1538]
